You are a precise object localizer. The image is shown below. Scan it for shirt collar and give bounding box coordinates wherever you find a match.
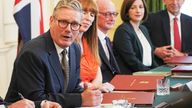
[98,29,108,41]
[54,42,69,55]
[168,11,181,22]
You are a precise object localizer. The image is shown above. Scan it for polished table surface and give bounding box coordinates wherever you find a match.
[145,65,192,107]
[81,65,192,108]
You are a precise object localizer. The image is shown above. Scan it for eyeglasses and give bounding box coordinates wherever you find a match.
[54,17,81,31]
[99,12,119,18]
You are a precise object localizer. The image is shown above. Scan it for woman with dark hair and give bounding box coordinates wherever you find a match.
[113,0,158,74]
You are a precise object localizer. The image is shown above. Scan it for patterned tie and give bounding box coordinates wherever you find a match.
[61,49,69,92]
[173,17,181,51]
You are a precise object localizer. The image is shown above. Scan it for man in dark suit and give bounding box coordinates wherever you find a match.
[5,0,102,107]
[143,0,192,65]
[96,0,120,82]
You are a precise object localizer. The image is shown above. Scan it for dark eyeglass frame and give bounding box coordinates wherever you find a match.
[54,17,81,31]
[99,12,119,18]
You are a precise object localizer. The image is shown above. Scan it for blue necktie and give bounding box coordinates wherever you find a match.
[105,37,120,74]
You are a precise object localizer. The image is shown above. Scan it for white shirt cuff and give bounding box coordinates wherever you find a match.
[0,105,6,108]
[40,100,47,108]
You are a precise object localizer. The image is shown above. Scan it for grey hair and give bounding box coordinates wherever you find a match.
[53,0,83,16]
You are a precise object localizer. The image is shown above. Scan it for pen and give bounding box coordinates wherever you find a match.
[18,92,25,99]
[130,79,136,87]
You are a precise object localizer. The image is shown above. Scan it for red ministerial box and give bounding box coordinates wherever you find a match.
[110,75,164,91]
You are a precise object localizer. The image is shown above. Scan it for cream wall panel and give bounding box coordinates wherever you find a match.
[0,46,16,98]
[42,0,51,32]
[108,0,123,40]
[0,0,4,46]
[0,0,17,98]
[3,0,18,44]
[43,0,59,32]
[3,0,15,24]
[0,52,8,98]
[4,24,18,43]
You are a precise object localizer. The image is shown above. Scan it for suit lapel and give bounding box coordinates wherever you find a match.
[162,11,171,44]
[106,39,120,73]
[48,51,64,90]
[46,32,64,92]
[99,40,112,70]
[180,14,187,51]
[128,23,143,59]
[67,44,75,91]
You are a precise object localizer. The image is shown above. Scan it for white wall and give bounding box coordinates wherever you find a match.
[181,0,192,17]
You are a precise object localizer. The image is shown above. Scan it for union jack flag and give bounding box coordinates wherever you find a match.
[13,0,44,52]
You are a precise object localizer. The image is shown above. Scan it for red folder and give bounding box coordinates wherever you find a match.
[171,65,192,73]
[110,75,164,91]
[165,56,192,64]
[171,65,192,78]
[102,92,155,106]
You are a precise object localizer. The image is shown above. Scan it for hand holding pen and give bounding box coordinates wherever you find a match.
[8,93,35,108]
[17,92,61,108]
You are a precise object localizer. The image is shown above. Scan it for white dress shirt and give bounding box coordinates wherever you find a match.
[134,28,152,66]
[54,42,69,63]
[168,12,181,47]
[98,29,110,60]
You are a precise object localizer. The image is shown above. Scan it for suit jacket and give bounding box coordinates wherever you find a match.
[143,10,192,64]
[98,39,120,82]
[113,22,158,74]
[5,31,83,108]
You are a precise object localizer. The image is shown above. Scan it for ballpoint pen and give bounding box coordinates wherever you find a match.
[18,92,25,99]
